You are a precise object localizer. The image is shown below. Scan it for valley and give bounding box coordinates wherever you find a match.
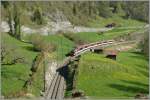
[1,1,149,99]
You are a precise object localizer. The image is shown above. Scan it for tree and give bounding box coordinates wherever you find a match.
[29,34,56,52]
[6,2,21,40]
[97,1,113,18]
[123,1,149,22]
[14,4,21,40]
[7,5,15,36]
[139,30,149,56]
[31,6,44,25]
[73,2,77,15]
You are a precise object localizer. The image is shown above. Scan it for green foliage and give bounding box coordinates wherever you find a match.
[43,34,75,60]
[2,1,148,26]
[63,32,85,45]
[1,1,9,8]
[123,1,149,22]
[97,1,113,18]
[29,34,56,52]
[24,52,45,96]
[30,52,45,73]
[6,2,21,40]
[1,43,25,65]
[29,34,44,51]
[14,4,21,40]
[110,1,125,16]
[31,6,44,25]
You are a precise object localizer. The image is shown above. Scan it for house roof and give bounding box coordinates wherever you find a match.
[105,50,118,55]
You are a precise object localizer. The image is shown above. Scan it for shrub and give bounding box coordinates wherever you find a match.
[29,34,56,52]
[63,33,85,45]
[1,43,25,65]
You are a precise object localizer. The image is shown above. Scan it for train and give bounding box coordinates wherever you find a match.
[67,40,115,57]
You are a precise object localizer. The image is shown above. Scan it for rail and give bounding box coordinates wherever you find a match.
[45,40,136,99]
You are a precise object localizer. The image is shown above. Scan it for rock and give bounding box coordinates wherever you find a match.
[0,21,10,33]
[72,90,85,98]
[1,18,112,35]
[135,93,149,99]
[25,93,35,98]
[0,95,5,100]
[21,25,36,34]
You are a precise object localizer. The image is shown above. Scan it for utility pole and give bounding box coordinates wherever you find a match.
[43,52,46,93]
[44,59,46,92]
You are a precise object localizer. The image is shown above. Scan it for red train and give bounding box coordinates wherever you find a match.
[67,40,115,57]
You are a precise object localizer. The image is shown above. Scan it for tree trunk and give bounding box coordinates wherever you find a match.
[14,4,21,40]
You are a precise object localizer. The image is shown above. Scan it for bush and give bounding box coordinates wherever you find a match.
[1,43,25,65]
[63,33,85,45]
[29,34,56,52]
[31,7,44,25]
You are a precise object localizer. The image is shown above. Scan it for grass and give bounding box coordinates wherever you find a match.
[1,33,42,97]
[22,34,75,60]
[87,15,146,28]
[76,52,149,98]
[43,34,75,60]
[1,13,147,98]
[69,27,139,44]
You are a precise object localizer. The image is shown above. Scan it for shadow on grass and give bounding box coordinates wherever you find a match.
[22,45,37,52]
[109,84,148,94]
[130,51,148,61]
[108,80,149,94]
[137,69,149,77]
[120,80,149,88]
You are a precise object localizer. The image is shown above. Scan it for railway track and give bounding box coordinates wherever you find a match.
[45,70,65,99]
[45,58,70,99]
[45,40,136,99]
[73,40,136,56]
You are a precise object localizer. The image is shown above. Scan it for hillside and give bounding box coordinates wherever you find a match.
[1,1,148,35]
[1,33,38,97]
[1,1,149,99]
[76,52,148,98]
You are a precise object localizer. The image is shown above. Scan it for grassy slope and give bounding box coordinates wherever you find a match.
[87,15,146,28]
[1,33,38,97]
[71,28,139,43]
[23,34,75,60]
[1,33,74,97]
[69,15,146,43]
[76,52,148,98]
[43,34,75,60]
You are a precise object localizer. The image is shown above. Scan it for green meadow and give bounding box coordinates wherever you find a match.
[76,52,149,98]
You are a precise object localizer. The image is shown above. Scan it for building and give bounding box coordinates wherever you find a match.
[105,50,118,60]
